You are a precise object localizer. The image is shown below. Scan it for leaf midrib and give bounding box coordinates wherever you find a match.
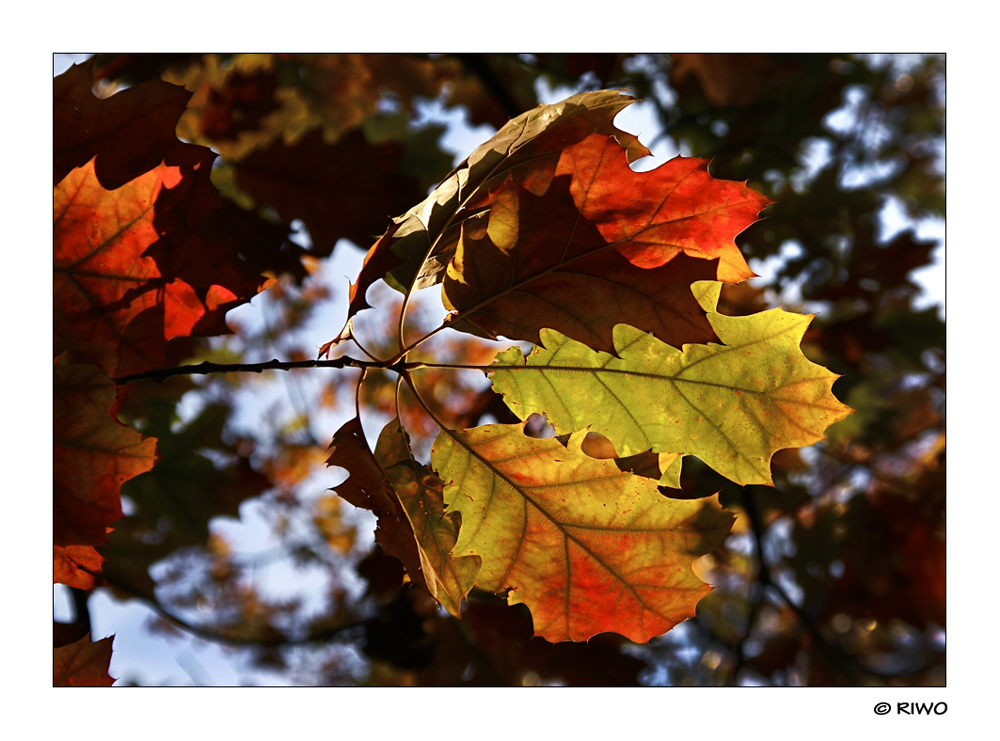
[445,427,696,627]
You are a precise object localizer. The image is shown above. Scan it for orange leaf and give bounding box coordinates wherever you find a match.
[337,90,648,326]
[433,424,734,642]
[53,544,105,590]
[553,134,767,282]
[55,61,298,345]
[53,159,197,377]
[345,222,404,319]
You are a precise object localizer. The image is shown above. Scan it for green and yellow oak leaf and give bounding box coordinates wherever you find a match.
[489,282,853,486]
[432,424,734,642]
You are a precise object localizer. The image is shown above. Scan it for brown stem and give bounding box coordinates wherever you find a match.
[114,356,395,385]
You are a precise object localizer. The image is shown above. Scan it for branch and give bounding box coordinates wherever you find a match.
[740,490,910,684]
[87,566,365,648]
[114,356,399,385]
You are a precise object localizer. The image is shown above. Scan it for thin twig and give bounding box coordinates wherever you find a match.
[114,356,395,385]
[741,490,906,683]
[90,568,364,648]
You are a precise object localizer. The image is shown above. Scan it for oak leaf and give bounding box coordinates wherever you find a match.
[489,282,854,486]
[53,544,105,591]
[54,159,197,377]
[373,418,481,616]
[540,134,766,283]
[54,59,192,189]
[339,90,649,334]
[441,173,722,352]
[432,424,734,642]
[55,60,304,343]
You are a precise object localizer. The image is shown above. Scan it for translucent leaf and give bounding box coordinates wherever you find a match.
[490,282,853,486]
[433,424,733,642]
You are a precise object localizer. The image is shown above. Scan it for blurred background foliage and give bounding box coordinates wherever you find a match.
[55,53,944,686]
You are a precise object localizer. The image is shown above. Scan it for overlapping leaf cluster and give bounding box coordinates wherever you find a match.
[324,90,851,643]
[53,59,287,683]
[55,53,941,686]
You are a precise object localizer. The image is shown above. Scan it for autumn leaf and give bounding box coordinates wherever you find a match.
[142,149,304,335]
[54,364,156,551]
[55,60,302,345]
[440,173,723,352]
[489,282,854,486]
[326,417,479,615]
[54,634,116,686]
[373,418,481,616]
[54,159,198,377]
[339,90,649,332]
[432,424,734,642]
[341,223,405,321]
[326,417,426,579]
[543,134,766,282]
[54,59,192,188]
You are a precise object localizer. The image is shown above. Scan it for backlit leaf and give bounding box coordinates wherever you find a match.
[547,134,767,282]
[341,90,648,325]
[374,418,481,616]
[326,418,418,562]
[433,424,734,642]
[489,282,853,486]
[54,59,191,188]
[54,159,195,378]
[53,544,105,590]
[441,172,723,352]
